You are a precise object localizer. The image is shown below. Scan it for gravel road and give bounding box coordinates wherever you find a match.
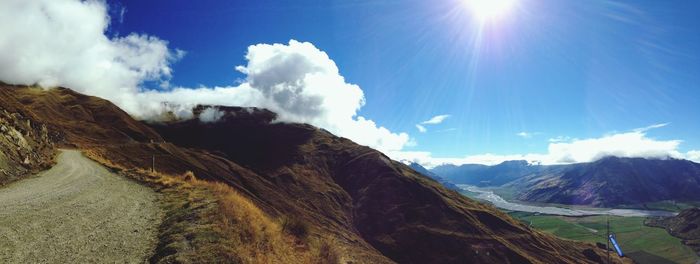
[0,150,162,263]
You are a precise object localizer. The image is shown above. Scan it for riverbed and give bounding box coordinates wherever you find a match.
[458,184,677,217]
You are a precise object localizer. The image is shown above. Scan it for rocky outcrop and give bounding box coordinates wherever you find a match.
[0,108,55,184]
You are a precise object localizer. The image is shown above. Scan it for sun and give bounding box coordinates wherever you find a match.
[463,0,517,22]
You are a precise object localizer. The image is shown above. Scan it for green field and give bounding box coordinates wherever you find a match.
[615,200,700,212]
[509,212,699,264]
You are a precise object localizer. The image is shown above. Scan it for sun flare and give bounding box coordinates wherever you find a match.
[463,0,516,22]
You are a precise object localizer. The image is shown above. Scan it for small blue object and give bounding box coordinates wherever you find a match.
[609,234,624,257]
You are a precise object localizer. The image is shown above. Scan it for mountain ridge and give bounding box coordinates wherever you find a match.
[431,156,700,207]
[0,84,627,263]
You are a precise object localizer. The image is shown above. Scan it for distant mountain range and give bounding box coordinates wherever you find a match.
[432,157,700,207]
[407,162,460,191]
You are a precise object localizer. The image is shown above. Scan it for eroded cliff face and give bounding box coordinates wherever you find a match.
[0,108,55,184]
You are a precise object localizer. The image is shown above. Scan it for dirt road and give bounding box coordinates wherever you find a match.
[0,150,162,263]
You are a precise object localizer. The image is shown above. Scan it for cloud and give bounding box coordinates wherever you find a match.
[632,122,669,132]
[0,0,183,116]
[390,151,545,168]
[545,129,681,164]
[548,136,571,143]
[404,124,698,168]
[138,40,410,152]
[0,0,410,154]
[686,150,700,163]
[421,115,450,125]
[414,114,450,133]
[199,107,225,123]
[516,131,540,139]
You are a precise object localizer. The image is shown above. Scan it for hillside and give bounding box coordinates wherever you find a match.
[0,84,627,263]
[647,207,700,256]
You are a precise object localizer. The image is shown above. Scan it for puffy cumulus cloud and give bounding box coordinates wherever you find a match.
[0,0,184,115]
[138,40,410,153]
[403,124,698,168]
[0,0,409,154]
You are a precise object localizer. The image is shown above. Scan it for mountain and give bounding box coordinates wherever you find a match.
[407,162,460,191]
[646,207,700,256]
[516,157,700,207]
[0,84,626,263]
[433,156,700,207]
[432,160,560,187]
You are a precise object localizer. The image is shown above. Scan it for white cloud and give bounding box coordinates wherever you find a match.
[404,124,699,168]
[0,0,183,115]
[0,0,410,154]
[548,136,571,143]
[421,114,450,125]
[199,107,225,123]
[414,114,450,133]
[516,131,540,139]
[545,130,682,164]
[137,40,410,152]
[687,150,700,163]
[390,151,545,168]
[633,123,669,133]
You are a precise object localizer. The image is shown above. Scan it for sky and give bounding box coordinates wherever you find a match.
[1,0,699,167]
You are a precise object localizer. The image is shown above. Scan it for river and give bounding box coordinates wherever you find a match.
[458,184,677,217]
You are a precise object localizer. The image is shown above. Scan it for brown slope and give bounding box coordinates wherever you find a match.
[148,105,628,264]
[0,85,391,263]
[0,85,628,263]
[0,85,162,146]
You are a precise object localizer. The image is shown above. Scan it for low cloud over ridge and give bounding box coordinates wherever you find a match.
[397,124,700,168]
[0,0,409,154]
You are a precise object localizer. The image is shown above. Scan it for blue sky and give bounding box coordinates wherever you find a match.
[1,0,697,165]
[106,0,699,161]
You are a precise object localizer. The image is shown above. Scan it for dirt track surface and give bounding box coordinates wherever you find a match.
[0,150,161,263]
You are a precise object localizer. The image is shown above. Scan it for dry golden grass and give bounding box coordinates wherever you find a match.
[83,148,339,264]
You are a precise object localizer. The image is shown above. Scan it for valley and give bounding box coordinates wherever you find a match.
[453,183,699,263]
[459,184,677,217]
[508,213,699,264]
